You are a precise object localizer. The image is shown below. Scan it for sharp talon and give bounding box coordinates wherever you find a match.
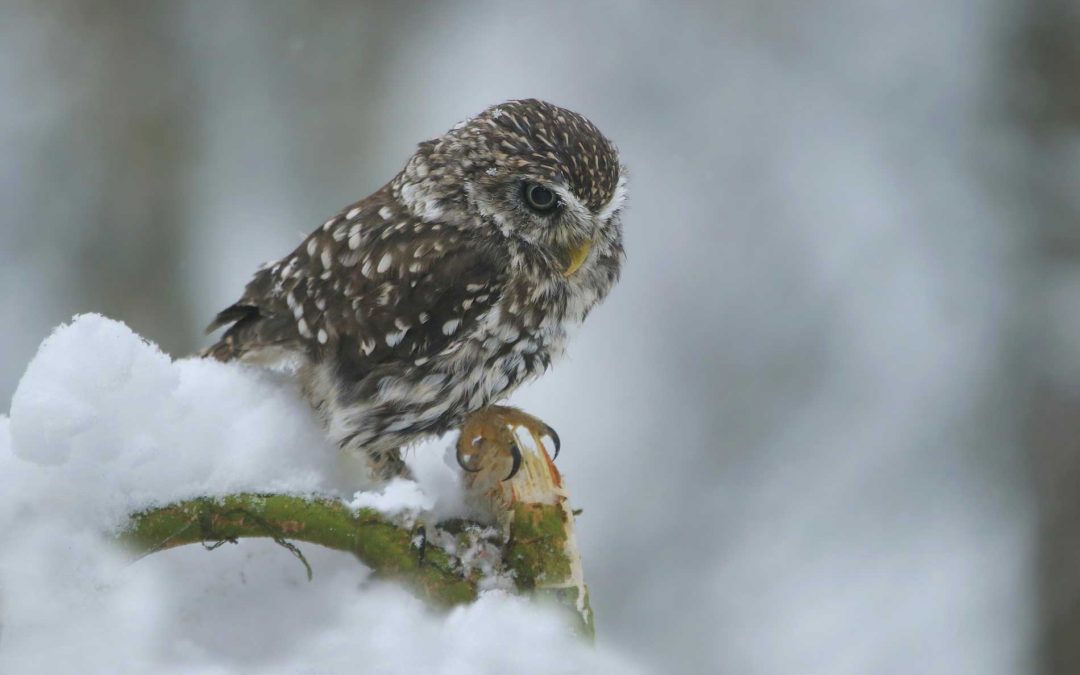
[456,443,481,472]
[544,424,561,460]
[503,442,522,481]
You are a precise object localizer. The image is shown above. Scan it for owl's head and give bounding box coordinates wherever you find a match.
[399,99,627,276]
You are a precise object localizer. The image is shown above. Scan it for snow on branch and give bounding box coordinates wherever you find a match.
[0,314,600,670]
[119,424,595,637]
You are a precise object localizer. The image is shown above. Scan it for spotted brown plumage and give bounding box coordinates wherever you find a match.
[204,99,626,480]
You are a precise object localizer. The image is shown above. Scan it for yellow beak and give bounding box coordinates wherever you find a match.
[563,240,593,277]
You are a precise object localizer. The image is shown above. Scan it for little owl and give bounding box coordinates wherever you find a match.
[203,99,626,481]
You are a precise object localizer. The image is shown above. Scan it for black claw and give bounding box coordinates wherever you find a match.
[544,424,561,460]
[503,442,523,481]
[456,443,481,472]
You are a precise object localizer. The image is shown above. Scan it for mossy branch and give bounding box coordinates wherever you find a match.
[121,408,593,636]
[122,493,476,607]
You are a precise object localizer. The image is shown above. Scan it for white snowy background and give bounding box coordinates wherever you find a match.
[2,1,1078,674]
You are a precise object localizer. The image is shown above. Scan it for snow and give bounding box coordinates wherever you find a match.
[0,314,639,674]
[349,477,434,516]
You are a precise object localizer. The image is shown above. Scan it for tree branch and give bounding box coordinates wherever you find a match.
[122,493,477,607]
[121,413,593,636]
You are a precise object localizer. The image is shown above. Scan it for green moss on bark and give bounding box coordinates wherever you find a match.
[503,502,572,589]
[122,493,475,607]
[122,490,591,634]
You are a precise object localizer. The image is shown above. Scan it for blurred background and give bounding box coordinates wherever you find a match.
[1,1,1078,673]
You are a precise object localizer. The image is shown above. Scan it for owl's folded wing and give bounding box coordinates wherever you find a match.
[204,198,506,374]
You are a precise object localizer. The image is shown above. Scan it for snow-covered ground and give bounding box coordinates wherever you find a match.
[0,314,639,674]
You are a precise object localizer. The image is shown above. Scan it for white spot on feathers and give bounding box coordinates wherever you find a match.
[377,252,393,274]
[385,329,406,347]
[317,328,328,344]
[418,374,446,393]
[346,206,362,219]
[378,206,392,220]
[442,319,461,335]
[297,318,313,339]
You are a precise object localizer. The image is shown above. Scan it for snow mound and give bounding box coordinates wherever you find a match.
[349,477,435,515]
[0,315,639,674]
[8,314,342,529]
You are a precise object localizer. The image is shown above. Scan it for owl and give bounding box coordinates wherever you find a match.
[204,99,626,481]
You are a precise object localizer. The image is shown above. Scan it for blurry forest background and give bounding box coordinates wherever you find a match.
[1,1,1078,673]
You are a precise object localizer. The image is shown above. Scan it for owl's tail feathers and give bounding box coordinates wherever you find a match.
[198,304,259,361]
[205,304,258,335]
[198,337,240,361]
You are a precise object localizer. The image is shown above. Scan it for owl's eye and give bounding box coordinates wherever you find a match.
[523,183,558,213]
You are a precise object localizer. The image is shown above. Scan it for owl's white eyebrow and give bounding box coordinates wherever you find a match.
[550,184,587,215]
[596,173,628,221]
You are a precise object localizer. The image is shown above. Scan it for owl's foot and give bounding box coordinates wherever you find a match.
[369,447,413,482]
[456,405,560,481]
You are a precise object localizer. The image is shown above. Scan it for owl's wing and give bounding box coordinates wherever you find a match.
[203,202,504,377]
